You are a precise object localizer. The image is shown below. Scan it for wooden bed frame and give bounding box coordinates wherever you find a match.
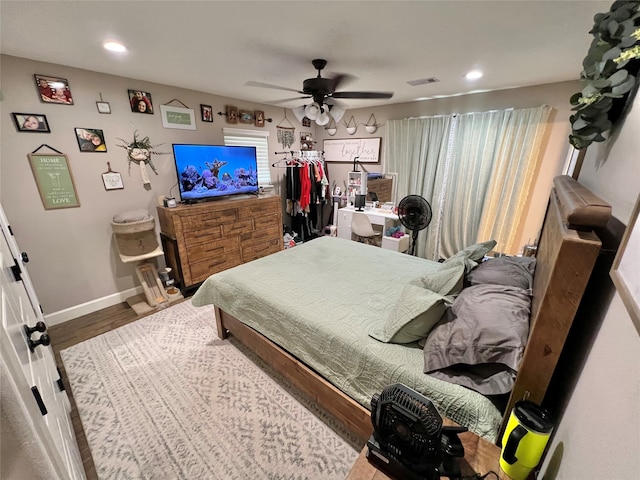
[214,175,611,444]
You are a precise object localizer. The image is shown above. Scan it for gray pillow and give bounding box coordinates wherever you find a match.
[428,363,517,397]
[423,284,531,395]
[466,256,536,290]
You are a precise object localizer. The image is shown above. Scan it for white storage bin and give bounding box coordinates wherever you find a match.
[381,235,410,253]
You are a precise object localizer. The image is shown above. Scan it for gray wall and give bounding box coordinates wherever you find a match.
[1,54,311,320]
[2,54,579,322]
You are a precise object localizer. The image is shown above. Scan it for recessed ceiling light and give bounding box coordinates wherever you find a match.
[103,41,127,53]
[465,70,483,80]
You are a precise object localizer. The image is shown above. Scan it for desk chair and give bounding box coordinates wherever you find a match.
[351,212,382,246]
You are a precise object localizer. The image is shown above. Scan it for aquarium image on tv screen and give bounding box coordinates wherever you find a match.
[172,144,259,202]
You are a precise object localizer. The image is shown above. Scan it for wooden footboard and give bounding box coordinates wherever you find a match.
[215,306,373,442]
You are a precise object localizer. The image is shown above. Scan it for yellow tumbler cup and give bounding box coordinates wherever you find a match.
[500,401,554,480]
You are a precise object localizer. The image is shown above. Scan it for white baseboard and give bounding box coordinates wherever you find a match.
[44,286,143,326]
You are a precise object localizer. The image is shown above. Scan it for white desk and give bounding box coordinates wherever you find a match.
[337,206,399,241]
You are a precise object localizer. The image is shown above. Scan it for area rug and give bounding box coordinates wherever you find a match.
[61,301,362,479]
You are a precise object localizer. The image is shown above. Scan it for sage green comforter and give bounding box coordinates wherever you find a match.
[191,236,502,441]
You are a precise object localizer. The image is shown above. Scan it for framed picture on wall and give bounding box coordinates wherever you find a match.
[75,128,107,152]
[160,105,196,130]
[239,110,254,124]
[611,193,640,334]
[201,104,213,122]
[28,153,80,209]
[254,110,265,127]
[323,137,381,163]
[96,101,111,114]
[102,171,124,190]
[226,105,238,124]
[128,90,154,114]
[12,113,50,133]
[34,74,74,105]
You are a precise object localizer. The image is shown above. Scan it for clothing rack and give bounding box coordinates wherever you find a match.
[272,150,325,167]
[280,150,330,241]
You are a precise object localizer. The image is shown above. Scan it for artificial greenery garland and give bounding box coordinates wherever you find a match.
[569,0,640,149]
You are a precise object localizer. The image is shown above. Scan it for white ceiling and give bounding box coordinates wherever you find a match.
[1,1,610,110]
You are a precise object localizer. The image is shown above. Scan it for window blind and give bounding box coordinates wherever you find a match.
[222,128,271,186]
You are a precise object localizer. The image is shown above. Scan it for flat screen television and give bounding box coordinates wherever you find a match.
[172,144,259,202]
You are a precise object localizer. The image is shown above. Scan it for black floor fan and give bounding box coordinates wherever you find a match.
[397,195,432,256]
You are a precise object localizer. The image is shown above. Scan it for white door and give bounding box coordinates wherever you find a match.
[0,205,85,479]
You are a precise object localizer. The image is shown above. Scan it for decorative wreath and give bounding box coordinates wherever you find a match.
[569,1,640,149]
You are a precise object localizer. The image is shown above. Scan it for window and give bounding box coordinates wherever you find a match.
[223,128,271,186]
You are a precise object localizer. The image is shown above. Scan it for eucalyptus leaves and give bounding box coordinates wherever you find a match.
[569,1,640,149]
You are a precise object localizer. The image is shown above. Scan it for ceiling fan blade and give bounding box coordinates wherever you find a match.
[329,73,355,92]
[332,91,394,99]
[324,97,345,107]
[245,81,303,94]
[270,96,311,104]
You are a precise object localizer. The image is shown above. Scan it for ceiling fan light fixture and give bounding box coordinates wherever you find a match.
[304,102,321,120]
[316,112,330,126]
[292,105,306,123]
[316,107,330,126]
[329,105,346,123]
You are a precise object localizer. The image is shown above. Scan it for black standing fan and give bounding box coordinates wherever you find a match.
[397,195,432,256]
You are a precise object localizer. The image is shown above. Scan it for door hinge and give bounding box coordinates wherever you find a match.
[31,386,48,416]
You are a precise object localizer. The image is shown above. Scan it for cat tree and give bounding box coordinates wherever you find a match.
[111,209,182,314]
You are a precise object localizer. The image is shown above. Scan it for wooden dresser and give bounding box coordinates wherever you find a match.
[157,195,282,291]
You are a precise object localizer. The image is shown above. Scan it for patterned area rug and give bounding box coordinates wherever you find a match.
[61,301,362,479]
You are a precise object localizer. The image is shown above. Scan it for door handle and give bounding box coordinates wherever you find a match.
[31,386,48,416]
[27,333,50,353]
[10,259,22,281]
[21,251,29,263]
[24,321,47,338]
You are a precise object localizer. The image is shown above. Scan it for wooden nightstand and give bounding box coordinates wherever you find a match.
[346,425,508,480]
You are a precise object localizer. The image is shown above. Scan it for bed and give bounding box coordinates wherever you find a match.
[191,175,611,444]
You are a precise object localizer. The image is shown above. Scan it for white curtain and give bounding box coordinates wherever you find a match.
[385,105,551,259]
[385,116,452,259]
[475,106,552,254]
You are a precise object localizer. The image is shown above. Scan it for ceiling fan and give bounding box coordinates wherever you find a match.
[246,59,393,125]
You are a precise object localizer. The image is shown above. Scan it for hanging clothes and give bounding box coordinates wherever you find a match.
[274,151,329,241]
[299,162,311,210]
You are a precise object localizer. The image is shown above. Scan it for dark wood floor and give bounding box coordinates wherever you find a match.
[49,300,187,480]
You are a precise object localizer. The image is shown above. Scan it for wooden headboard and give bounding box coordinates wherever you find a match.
[499,175,611,439]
